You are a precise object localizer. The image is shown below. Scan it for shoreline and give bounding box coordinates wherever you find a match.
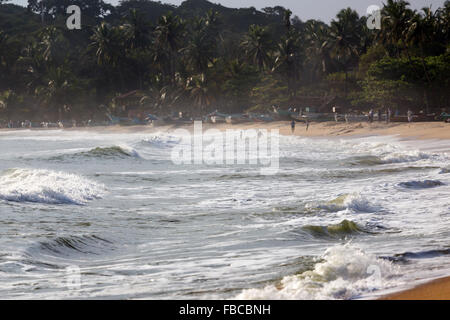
[1,121,449,140]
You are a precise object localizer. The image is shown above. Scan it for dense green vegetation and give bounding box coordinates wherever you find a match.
[0,0,449,121]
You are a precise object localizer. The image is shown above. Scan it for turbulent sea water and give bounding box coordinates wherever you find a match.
[0,128,449,300]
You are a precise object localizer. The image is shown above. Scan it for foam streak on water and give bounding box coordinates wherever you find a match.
[0,130,449,299]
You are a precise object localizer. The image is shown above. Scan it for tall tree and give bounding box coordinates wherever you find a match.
[153,13,185,85]
[325,8,364,96]
[378,0,414,57]
[241,25,273,72]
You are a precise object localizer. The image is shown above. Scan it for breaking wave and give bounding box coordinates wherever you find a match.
[0,168,105,205]
[235,244,398,300]
[33,235,113,256]
[140,135,180,149]
[307,193,377,213]
[50,145,141,160]
[302,220,369,239]
[349,152,433,166]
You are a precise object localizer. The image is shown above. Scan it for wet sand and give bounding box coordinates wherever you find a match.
[381,277,450,300]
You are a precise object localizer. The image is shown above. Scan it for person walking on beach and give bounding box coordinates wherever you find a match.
[305,118,310,131]
[386,107,392,124]
[407,109,413,127]
[291,120,296,134]
[368,109,374,123]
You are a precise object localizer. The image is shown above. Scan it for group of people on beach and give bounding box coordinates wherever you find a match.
[368,107,394,123]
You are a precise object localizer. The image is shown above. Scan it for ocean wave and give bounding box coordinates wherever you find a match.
[302,220,370,239]
[140,135,180,149]
[349,152,433,166]
[235,244,398,300]
[307,193,377,213]
[380,151,432,164]
[0,168,105,205]
[50,145,141,161]
[385,248,450,263]
[24,235,115,261]
[399,180,445,189]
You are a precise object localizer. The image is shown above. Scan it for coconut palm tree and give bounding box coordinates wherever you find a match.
[182,16,216,77]
[184,74,215,114]
[38,26,65,64]
[324,8,364,96]
[273,30,302,99]
[90,22,127,89]
[34,66,79,120]
[154,13,185,85]
[304,20,333,80]
[405,7,442,112]
[241,25,273,72]
[378,0,414,57]
[123,9,151,50]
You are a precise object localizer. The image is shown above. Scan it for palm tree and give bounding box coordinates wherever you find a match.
[405,7,442,112]
[15,43,47,92]
[184,74,215,114]
[324,8,364,96]
[123,9,151,50]
[38,26,65,64]
[241,25,273,72]
[304,20,333,80]
[153,13,185,85]
[273,30,302,99]
[90,22,126,89]
[123,9,152,89]
[182,16,216,77]
[91,22,123,67]
[35,66,78,120]
[436,1,450,43]
[378,0,414,57]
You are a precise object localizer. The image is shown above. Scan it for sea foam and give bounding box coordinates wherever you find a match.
[308,193,376,213]
[235,244,397,300]
[0,168,105,205]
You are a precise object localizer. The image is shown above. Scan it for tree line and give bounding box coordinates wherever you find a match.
[0,0,449,122]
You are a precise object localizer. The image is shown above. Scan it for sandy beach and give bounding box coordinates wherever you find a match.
[47,120,450,141]
[209,121,450,140]
[381,277,450,300]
